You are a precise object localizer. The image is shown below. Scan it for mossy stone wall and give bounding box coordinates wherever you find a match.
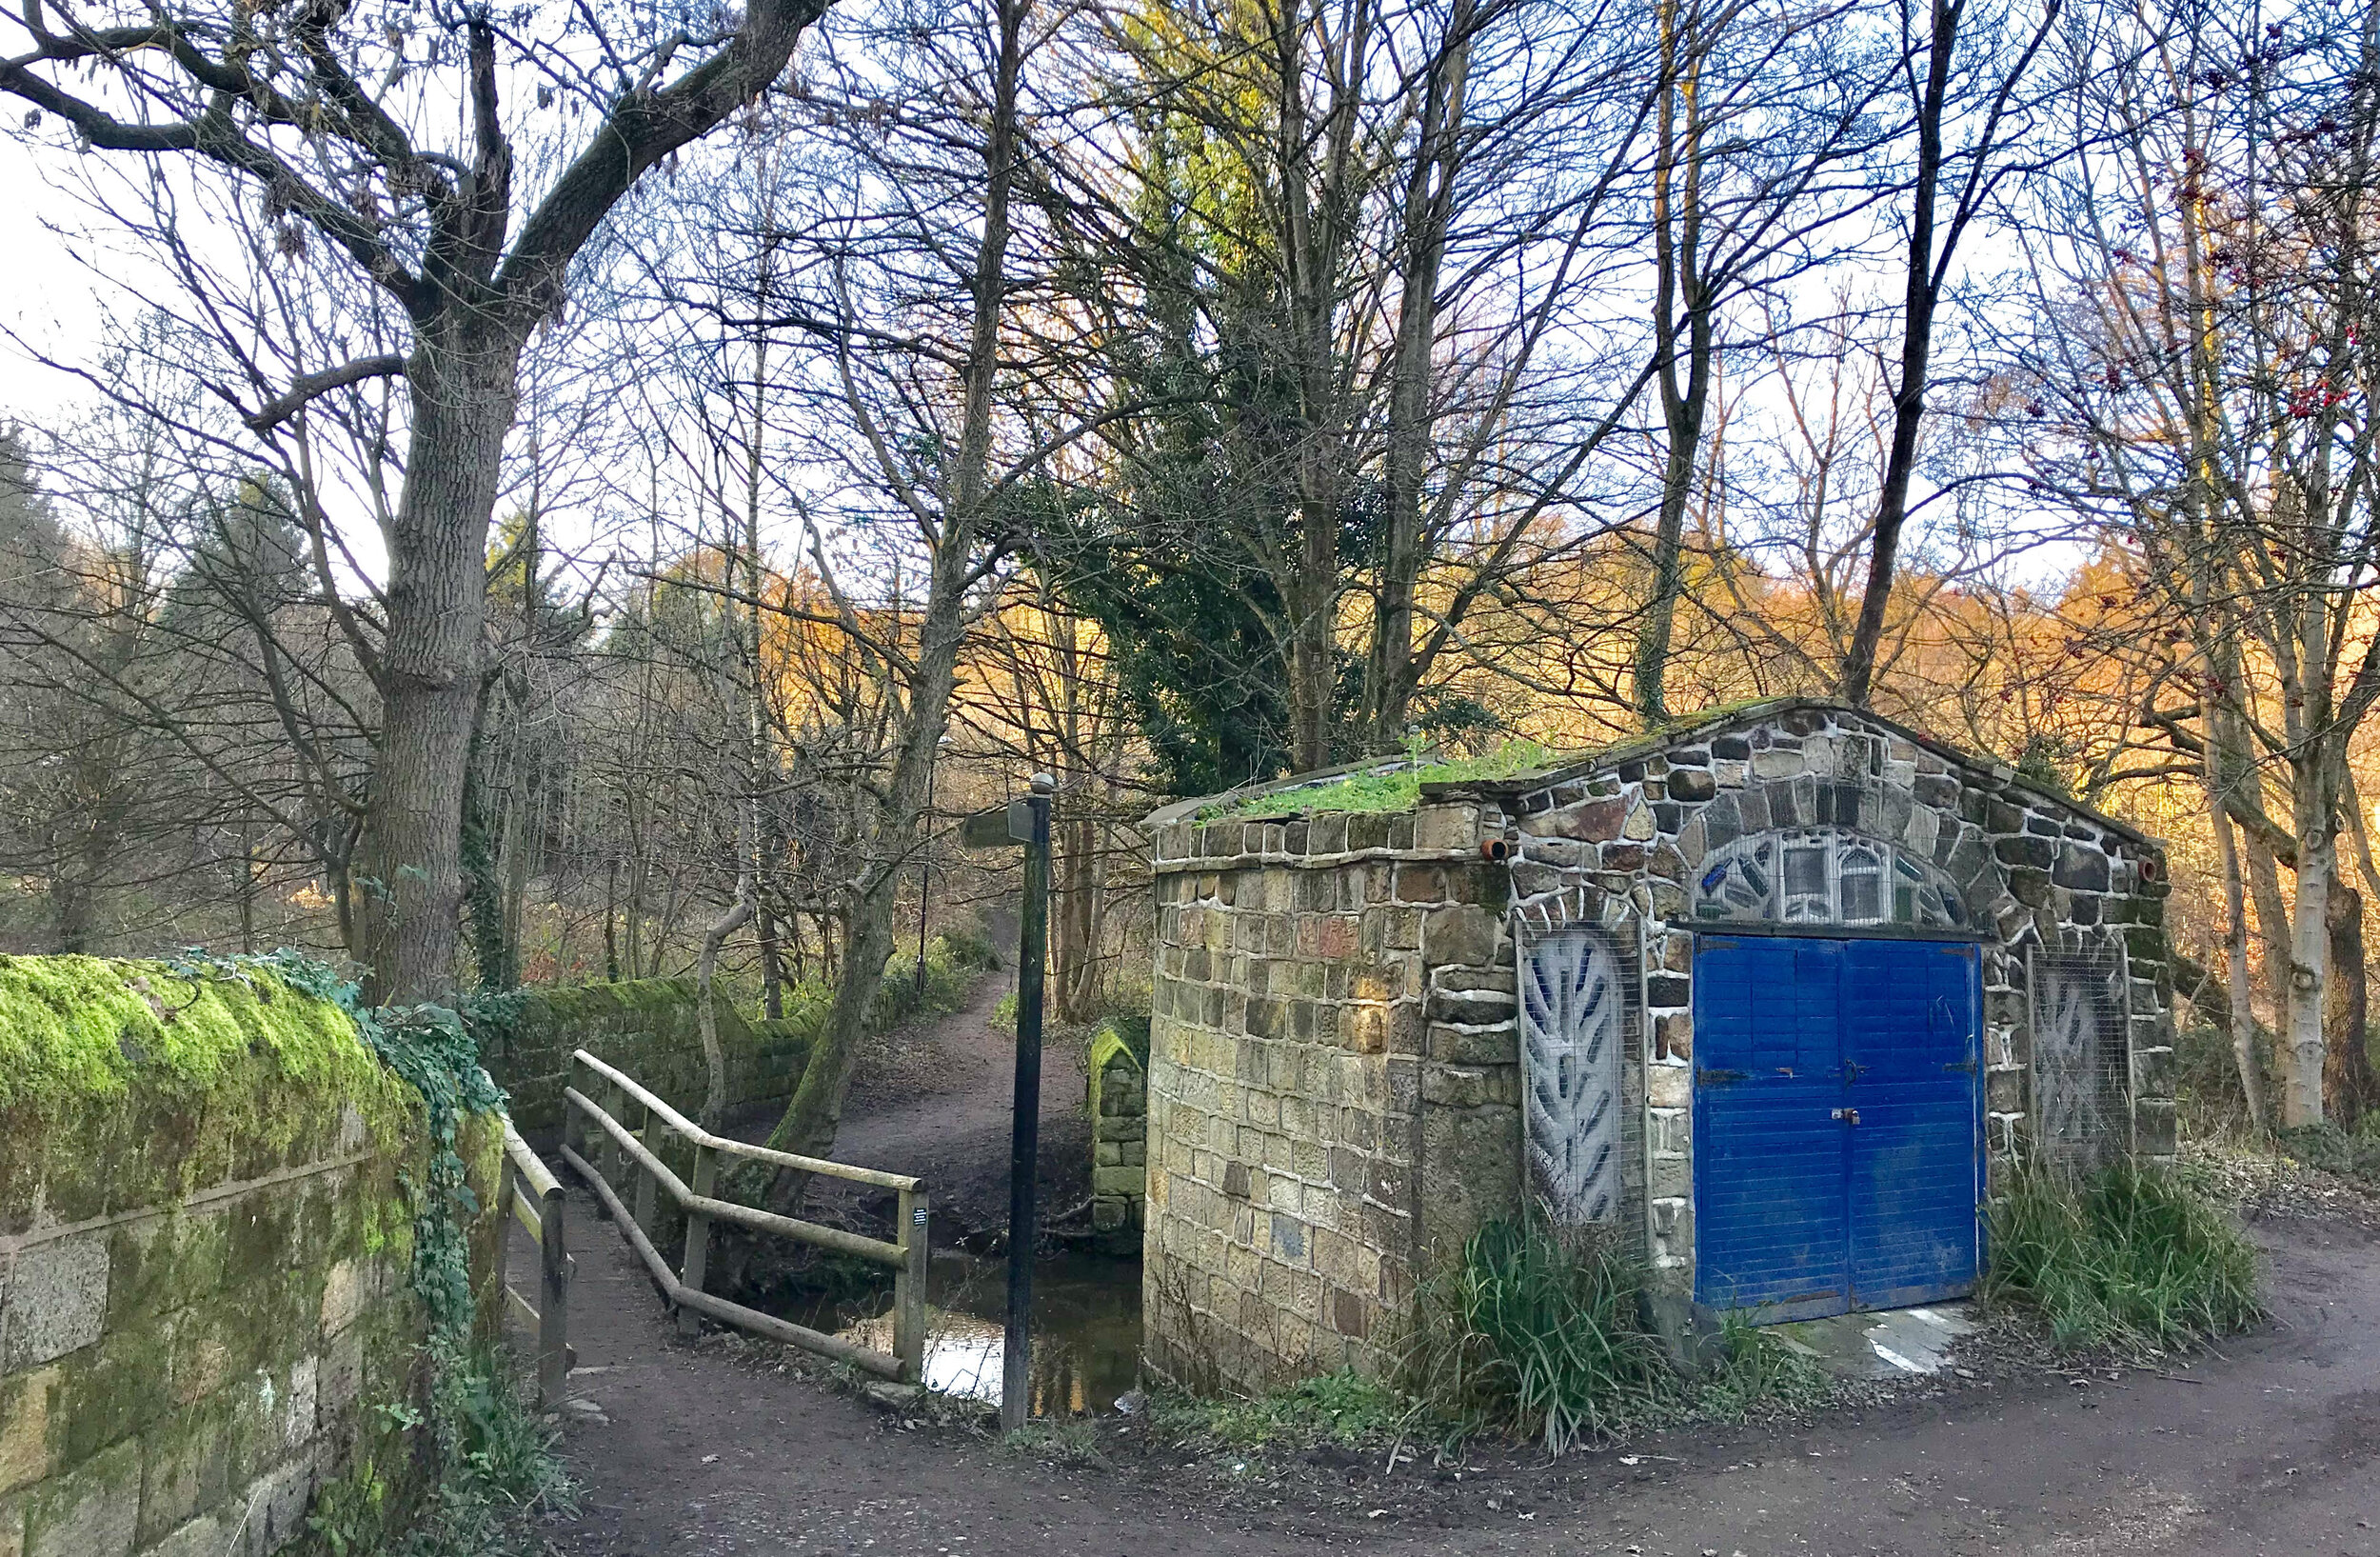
[1085,1028,1147,1248]
[479,979,811,1136]
[0,955,500,1557]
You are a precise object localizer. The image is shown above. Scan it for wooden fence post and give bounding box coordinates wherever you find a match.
[601,1078,628,1202]
[494,1150,516,1300]
[894,1187,930,1386]
[679,1142,716,1338]
[537,1186,571,1410]
[632,1097,661,1238]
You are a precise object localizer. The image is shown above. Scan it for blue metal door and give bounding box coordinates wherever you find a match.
[1844,940,1983,1307]
[1693,936,1980,1320]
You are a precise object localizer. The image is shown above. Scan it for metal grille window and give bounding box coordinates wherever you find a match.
[1694,828,1964,929]
[1518,928,1633,1224]
[2028,943,2132,1168]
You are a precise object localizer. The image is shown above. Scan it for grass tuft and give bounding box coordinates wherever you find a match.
[1403,1217,1668,1453]
[1150,1367,1417,1449]
[1981,1159,2262,1352]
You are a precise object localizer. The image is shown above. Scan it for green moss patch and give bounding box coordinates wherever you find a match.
[1202,740,1561,820]
[0,955,404,1128]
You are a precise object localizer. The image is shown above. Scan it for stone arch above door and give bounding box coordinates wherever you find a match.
[1690,827,1973,931]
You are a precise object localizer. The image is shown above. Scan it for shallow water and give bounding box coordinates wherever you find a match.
[803,1251,1145,1416]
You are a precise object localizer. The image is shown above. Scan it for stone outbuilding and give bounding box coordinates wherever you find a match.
[1137,698,2172,1391]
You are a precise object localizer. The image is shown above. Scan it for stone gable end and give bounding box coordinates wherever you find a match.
[1141,700,2173,1392]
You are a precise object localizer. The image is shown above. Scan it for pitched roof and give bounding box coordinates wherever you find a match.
[1144,696,2160,849]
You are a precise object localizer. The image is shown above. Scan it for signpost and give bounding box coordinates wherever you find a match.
[960,772,1053,1431]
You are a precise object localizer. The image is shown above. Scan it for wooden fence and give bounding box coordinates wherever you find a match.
[559,1048,930,1384]
[494,1122,574,1409]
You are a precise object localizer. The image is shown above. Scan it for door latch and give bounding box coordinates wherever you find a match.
[1832,1107,1860,1125]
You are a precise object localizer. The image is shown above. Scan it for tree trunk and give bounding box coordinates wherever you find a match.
[760,905,785,1019]
[1839,0,1955,708]
[763,0,1022,1173]
[2282,824,2333,1128]
[696,893,753,1128]
[2325,884,2376,1128]
[1365,4,1471,743]
[354,329,524,1003]
[2207,783,2268,1131]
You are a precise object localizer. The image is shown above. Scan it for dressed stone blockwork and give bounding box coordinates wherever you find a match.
[1140,699,2173,1392]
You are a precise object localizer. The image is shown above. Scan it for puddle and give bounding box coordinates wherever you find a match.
[798,1251,1144,1416]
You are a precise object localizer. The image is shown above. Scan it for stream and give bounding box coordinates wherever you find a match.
[797,1250,1146,1417]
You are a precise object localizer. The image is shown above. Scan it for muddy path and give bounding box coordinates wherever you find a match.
[719,932,1094,1252]
[535,1203,2379,1556]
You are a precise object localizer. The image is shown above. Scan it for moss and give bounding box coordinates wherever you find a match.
[0,955,417,1230]
[1201,741,1562,820]
[0,955,396,1119]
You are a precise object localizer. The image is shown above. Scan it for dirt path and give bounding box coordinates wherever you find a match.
[721,949,1092,1248]
[537,1205,2378,1556]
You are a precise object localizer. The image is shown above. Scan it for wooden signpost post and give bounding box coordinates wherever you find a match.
[961,771,1054,1431]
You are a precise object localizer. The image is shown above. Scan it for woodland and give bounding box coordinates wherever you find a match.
[1,0,2377,1164]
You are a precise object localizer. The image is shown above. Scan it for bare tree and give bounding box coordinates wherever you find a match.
[0,0,847,998]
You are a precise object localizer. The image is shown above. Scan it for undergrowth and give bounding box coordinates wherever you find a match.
[1401,1214,1827,1453]
[2275,1118,2380,1183]
[1981,1159,2262,1352]
[1155,1214,1827,1462]
[1151,1367,1417,1450]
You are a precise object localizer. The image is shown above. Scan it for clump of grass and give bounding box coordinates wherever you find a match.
[1150,1367,1416,1449]
[1002,1419,1107,1466]
[1204,739,1557,819]
[1695,1311,1832,1420]
[1403,1217,1675,1453]
[1982,1160,2262,1352]
[1399,1213,1835,1453]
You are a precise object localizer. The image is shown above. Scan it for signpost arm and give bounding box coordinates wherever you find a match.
[1002,771,1054,1431]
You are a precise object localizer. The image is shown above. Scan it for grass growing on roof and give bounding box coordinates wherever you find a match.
[1203,739,1560,819]
[1981,1159,2261,1351]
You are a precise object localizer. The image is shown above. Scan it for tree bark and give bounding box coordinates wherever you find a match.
[2206,768,2268,1131]
[355,329,525,1002]
[2325,884,2376,1128]
[1838,0,1956,708]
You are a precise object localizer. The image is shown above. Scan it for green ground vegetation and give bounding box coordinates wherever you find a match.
[1156,1213,1829,1463]
[1201,739,1558,819]
[1981,1159,2262,1351]
[1401,1213,1828,1454]
[2274,1118,2380,1183]
[1150,1367,1416,1450]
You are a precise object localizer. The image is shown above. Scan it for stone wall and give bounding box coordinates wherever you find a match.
[0,955,501,1557]
[1086,1028,1148,1248]
[1141,809,1511,1391]
[1477,702,2174,1294]
[479,978,811,1136]
[1141,700,2174,1387]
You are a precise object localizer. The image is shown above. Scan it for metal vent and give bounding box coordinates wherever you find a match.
[1518,927,1635,1223]
[2028,942,2132,1168]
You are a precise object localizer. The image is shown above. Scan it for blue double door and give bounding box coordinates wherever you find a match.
[1692,935,1982,1321]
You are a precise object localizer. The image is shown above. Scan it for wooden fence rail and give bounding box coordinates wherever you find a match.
[494,1122,574,1410]
[559,1048,929,1385]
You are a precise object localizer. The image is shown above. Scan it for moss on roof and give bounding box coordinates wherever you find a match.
[1200,740,1562,819]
